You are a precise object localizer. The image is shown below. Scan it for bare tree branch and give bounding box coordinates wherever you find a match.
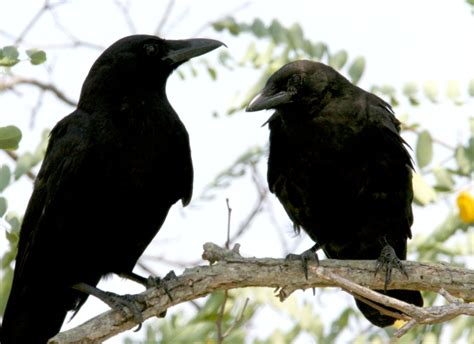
[49,243,474,343]
[14,0,66,45]
[1,76,77,106]
[113,0,137,34]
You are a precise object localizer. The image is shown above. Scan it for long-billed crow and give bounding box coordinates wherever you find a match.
[1,35,223,343]
[246,60,423,327]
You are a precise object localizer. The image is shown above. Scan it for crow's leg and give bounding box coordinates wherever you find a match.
[375,244,408,292]
[72,282,145,331]
[286,243,322,280]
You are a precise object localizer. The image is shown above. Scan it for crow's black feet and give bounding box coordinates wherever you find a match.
[286,245,320,280]
[73,282,145,331]
[120,270,176,318]
[375,244,408,292]
[103,292,146,331]
[146,270,177,317]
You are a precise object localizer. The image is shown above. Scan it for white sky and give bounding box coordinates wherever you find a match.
[1,1,473,343]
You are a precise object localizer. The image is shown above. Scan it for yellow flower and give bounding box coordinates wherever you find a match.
[393,319,407,329]
[457,191,474,224]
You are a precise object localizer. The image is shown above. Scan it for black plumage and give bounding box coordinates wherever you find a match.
[246,60,423,327]
[1,35,223,343]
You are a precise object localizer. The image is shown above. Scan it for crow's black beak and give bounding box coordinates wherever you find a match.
[163,38,225,65]
[246,90,293,112]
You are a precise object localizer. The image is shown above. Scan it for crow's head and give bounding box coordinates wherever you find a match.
[246,61,350,122]
[79,35,224,103]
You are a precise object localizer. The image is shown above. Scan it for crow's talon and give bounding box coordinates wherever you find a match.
[103,292,145,331]
[375,244,407,292]
[145,270,176,317]
[286,249,319,280]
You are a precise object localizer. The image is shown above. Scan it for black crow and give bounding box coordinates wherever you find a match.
[246,60,422,327]
[1,35,223,343]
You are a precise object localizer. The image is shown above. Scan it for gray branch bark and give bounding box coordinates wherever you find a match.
[49,243,474,343]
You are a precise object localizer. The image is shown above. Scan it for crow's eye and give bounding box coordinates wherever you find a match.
[287,74,303,92]
[144,44,159,56]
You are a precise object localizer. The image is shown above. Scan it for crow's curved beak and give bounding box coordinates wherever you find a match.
[246,90,292,112]
[163,38,225,66]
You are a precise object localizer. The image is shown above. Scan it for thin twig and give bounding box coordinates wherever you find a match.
[113,0,137,34]
[216,199,233,343]
[222,297,250,338]
[215,290,228,344]
[352,293,410,321]
[225,198,232,249]
[154,0,175,36]
[15,0,51,45]
[164,8,190,35]
[29,88,45,129]
[229,165,267,245]
[49,7,104,51]
[403,126,455,151]
[1,76,77,106]
[438,288,460,304]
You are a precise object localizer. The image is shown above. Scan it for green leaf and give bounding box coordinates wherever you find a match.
[0,267,14,314]
[422,333,438,344]
[403,82,419,105]
[451,317,470,342]
[0,170,15,193]
[0,197,7,217]
[0,46,20,67]
[192,292,226,322]
[217,50,232,69]
[446,80,462,104]
[32,129,50,165]
[206,66,217,80]
[254,42,275,68]
[287,23,304,50]
[0,165,11,192]
[250,18,267,38]
[268,19,286,44]
[455,145,471,175]
[469,79,474,97]
[412,172,437,205]
[312,42,327,60]
[371,85,398,106]
[26,49,47,65]
[5,212,21,234]
[0,126,22,150]
[423,80,438,103]
[433,167,454,191]
[328,50,348,70]
[403,82,418,97]
[348,56,365,84]
[240,42,257,65]
[416,130,433,168]
[14,152,34,179]
[212,17,240,35]
[189,64,197,77]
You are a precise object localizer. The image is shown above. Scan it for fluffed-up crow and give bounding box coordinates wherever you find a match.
[1,35,223,343]
[246,60,423,327]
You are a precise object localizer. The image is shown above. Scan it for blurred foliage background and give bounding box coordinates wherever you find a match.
[1,1,473,343]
